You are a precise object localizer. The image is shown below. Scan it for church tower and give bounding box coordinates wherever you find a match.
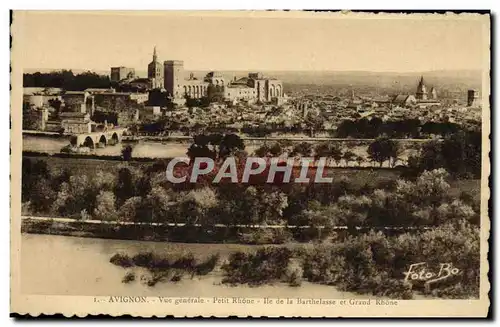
[430,87,437,100]
[147,46,164,89]
[416,76,428,100]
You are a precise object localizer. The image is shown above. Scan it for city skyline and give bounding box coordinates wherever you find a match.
[17,11,488,73]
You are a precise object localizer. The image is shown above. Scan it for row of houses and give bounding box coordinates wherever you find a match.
[22,87,156,133]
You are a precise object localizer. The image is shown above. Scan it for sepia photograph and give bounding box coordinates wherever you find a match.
[10,10,490,317]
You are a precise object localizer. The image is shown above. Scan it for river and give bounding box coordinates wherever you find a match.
[23,135,416,166]
[20,234,376,299]
[22,135,194,158]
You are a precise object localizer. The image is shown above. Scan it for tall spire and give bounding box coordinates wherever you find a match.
[153,46,157,61]
[419,75,424,86]
[416,75,428,100]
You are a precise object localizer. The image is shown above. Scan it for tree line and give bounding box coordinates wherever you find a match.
[335,117,474,139]
[23,70,112,91]
[22,156,479,236]
[22,156,479,299]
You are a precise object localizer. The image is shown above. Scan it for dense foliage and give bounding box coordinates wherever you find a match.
[23,155,480,299]
[24,70,112,91]
[109,251,220,286]
[335,118,476,139]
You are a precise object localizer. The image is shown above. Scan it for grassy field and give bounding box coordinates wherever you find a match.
[23,154,150,176]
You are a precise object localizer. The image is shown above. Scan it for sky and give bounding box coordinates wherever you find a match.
[15,11,489,73]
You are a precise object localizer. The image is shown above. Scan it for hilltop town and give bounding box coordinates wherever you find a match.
[23,46,482,149]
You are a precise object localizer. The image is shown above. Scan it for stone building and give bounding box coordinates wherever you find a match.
[163,58,284,105]
[392,94,417,107]
[467,89,479,107]
[416,76,428,100]
[246,72,284,103]
[128,78,152,90]
[23,87,62,108]
[60,112,92,134]
[93,92,147,112]
[23,107,50,131]
[147,47,164,89]
[164,60,186,101]
[110,67,135,82]
[414,76,441,107]
[61,91,95,115]
[430,87,438,100]
[184,73,209,99]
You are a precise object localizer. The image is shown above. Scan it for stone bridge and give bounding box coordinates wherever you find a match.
[70,128,127,149]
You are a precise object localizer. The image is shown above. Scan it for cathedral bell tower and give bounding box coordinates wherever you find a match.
[147,46,164,89]
[416,76,428,100]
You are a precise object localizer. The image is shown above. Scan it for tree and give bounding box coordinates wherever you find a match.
[23,103,42,130]
[332,194,373,233]
[388,141,403,168]
[296,200,335,240]
[94,190,118,221]
[188,133,245,161]
[411,131,481,179]
[291,142,313,158]
[367,137,397,167]
[269,142,283,157]
[22,158,51,203]
[254,144,271,157]
[115,168,135,205]
[121,145,133,161]
[255,189,288,225]
[177,188,219,226]
[147,186,174,224]
[23,70,112,91]
[186,143,216,160]
[354,155,365,167]
[48,98,62,117]
[330,145,343,167]
[219,134,245,158]
[342,150,356,167]
[314,142,332,163]
[52,175,96,218]
[304,112,324,137]
[118,196,143,222]
[30,178,57,213]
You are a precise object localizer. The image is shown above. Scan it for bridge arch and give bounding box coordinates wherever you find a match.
[110,132,119,145]
[83,136,94,149]
[98,134,107,146]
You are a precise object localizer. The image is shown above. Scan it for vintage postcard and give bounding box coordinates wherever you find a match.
[10,10,490,317]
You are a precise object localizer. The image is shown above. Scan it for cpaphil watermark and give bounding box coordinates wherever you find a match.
[165,156,334,184]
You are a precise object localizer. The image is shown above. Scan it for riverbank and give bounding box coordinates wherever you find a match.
[20,216,479,300]
[20,233,381,298]
[22,132,423,166]
[21,216,306,244]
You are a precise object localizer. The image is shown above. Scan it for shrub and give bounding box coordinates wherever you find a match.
[284,261,303,287]
[238,228,292,244]
[170,271,184,282]
[132,252,155,268]
[111,251,219,286]
[122,271,136,283]
[221,247,293,286]
[110,253,133,268]
[172,253,196,271]
[194,254,220,276]
[301,221,479,299]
